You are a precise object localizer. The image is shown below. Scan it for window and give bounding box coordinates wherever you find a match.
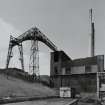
[66,68,71,74]
[62,68,66,75]
[85,65,91,73]
[62,67,70,75]
[54,52,59,62]
[54,66,58,74]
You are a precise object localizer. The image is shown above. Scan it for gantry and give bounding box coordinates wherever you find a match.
[6,27,58,77]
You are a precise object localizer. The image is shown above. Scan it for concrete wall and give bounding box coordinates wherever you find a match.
[91,65,98,73]
[51,73,97,93]
[50,51,72,76]
[50,51,104,76]
[71,65,98,74]
[71,66,85,74]
[97,55,104,72]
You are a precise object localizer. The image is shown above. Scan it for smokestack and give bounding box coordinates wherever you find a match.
[91,22,95,57]
[90,8,95,57]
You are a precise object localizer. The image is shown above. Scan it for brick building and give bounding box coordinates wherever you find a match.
[50,51,104,93]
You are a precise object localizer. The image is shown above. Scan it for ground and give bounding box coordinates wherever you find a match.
[3,98,78,105]
[0,69,103,105]
[77,93,102,105]
[0,71,57,98]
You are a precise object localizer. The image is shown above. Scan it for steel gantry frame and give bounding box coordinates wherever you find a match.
[6,35,24,70]
[29,39,39,78]
[6,27,58,78]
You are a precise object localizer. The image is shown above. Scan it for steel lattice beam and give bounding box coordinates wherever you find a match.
[6,36,24,71]
[29,40,39,79]
[18,43,24,70]
[6,27,58,79]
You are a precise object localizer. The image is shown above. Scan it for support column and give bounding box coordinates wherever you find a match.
[29,39,39,80]
[18,43,24,71]
[6,36,13,69]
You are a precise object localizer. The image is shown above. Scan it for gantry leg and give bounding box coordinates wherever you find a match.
[29,39,39,80]
[18,43,24,71]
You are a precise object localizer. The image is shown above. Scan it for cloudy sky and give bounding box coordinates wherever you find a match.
[0,0,105,75]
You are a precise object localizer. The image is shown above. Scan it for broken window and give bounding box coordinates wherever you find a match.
[62,68,66,75]
[54,52,59,62]
[66,68,71,74]
[54,66,58,74]
[85,65,91,73]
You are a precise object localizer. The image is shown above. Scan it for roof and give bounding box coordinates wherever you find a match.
[60,50,72,62]
[72,55,103,66]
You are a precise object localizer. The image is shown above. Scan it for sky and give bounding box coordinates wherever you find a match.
[0,0,105,75]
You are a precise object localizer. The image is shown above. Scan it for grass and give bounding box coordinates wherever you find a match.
[0,72,57,98]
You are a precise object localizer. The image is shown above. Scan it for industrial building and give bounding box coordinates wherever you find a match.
[50,51,104,93]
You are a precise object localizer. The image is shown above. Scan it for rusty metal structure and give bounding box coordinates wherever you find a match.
[6,27,58,78]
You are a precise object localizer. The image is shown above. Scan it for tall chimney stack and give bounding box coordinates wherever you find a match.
[90,8,95,57]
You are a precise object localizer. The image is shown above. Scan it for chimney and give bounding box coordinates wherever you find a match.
[90,8,95,57]
[91,22,95,57]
